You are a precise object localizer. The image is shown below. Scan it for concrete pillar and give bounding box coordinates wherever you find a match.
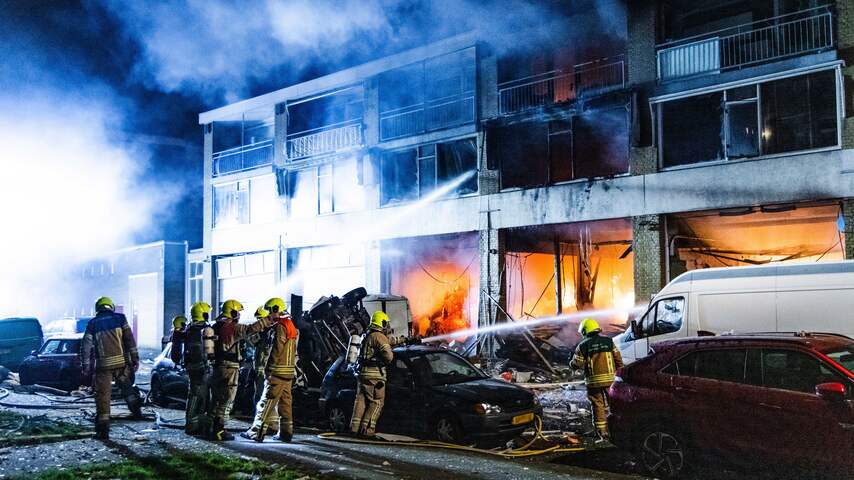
[841,199,854,260]
[274,102,288,166]
[477,43,501,196]
[478,206,506,358]
[630,146,658,176]
[202,125,215,306]
[632,214,667,304]
[363,78,380,148]
[627,2,659,167]
[837,0,854,148]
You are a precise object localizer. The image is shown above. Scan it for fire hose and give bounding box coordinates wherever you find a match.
[317,415,587,458]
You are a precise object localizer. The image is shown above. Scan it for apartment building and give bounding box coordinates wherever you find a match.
[197,0,854,352]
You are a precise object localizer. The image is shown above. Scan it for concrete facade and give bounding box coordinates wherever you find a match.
[197,3,854,351]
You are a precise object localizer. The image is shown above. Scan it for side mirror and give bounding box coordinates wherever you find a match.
[816,382,846,402]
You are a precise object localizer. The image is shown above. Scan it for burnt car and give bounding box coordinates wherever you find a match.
[18,334,83,391]
[321,345,542,446]
[147,342,190,407]
[608,333,854,478]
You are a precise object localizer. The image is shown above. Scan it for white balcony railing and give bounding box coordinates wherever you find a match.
[212,138,274,177]
[657,6,834,81]
[286,121,363,160]
[379,93,475,141]
[497,57,625,116]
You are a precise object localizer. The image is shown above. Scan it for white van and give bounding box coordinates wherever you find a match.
[617,261,854,363]
[361,294,413,337]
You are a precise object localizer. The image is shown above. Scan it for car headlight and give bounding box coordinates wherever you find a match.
[473,403,502,415]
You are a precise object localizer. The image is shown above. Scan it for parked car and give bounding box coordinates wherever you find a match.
[18,334,83,391]
[617,261,854,363]
[321,345,542,446]
[0,317,44,371]
[608,332,854,478]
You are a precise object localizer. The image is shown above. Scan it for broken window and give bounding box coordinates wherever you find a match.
[725,86,759,159]
[761,69,837,154]
[548,121,573,183]
[380,138,477,206]
[213,181,249,228]
[573,108,629,178]
[288,157,366,217]
[495,122,549,189]
[661,92,724,167]
[212,107,274,176]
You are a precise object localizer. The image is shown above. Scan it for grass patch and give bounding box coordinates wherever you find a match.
[22,451,313,480]
[0,410,86,446]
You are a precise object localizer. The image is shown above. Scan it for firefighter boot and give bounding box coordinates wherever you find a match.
[273,419,293,442]
[95,421,109,440]
[211,418,234,441]
[251,425,267,443]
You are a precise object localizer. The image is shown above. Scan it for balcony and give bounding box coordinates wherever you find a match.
[657,6,834,82]
[212,139,274,177]
[286,121,363,160]
[497,57,625,116]
[380,92,475,141]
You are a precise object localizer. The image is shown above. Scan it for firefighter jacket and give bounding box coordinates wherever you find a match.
[170,328,186,365]
[265,315,299,379]
[358,329,394,381]
[183,322,215,371]
[212,315,271,369]
[571,332,624,388]
[82,311,139,372]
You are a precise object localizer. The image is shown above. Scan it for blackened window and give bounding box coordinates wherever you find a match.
[380,149,418,205]
[549,121,573,183]
[437,138,477,194]
[381,139,477,205]
[495,122,549,189]
[761,70,837,155]
[662,92,724,167]
[573,108,629,178]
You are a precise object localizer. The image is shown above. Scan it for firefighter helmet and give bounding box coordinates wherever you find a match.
[172,315,188,329]
[578,317,601,336]
[190,302,211,323]
[370,310,389,330]
[221,299,243,319]
[95,297,115,312]
[264,297,286,314]
[255,307,270,319]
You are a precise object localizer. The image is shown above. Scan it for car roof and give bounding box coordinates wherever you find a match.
[0,317,39,322]
[657,332,853,352]
[392,344,457,357]
[44,333,84,340]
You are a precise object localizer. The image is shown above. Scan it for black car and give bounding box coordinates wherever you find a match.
[18,334,83,391]
[147,343,190,407]
[321,345,542,446]
[0,317,44,371]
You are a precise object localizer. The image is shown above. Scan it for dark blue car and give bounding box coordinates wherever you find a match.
[18,334,83,391]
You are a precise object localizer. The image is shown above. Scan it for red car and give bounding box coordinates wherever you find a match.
[608,333,854,478]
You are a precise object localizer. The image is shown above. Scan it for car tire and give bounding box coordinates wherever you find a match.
[433,414,466,444]
[637,425,689,479]
[148,376,163,406]
[18,368,32,386]
[327,404,349,433]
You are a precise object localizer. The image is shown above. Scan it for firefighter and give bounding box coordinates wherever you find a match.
[81,296,142,440]
[209,299,271,441]
[240,305,279,440]
[251,297,299,442]
[169,315,188,365]
[349,310,394,439]
[571,317,623,441]
[183,302,215,436]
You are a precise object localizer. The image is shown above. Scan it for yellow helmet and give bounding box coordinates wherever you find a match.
[172,315,188,329]
[578,317,601,336]
[255,307,270,319]
[95,296,115,312]
[190,302,212,322]
[370,310,389,330]
[221,299,244,319]
[264,297,286,314]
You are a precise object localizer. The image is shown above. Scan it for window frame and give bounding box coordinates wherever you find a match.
[759,347,851,397]
[634,295,686,339]
[654,64,843,170]
[212,180,250,229]
[660,346,749,384]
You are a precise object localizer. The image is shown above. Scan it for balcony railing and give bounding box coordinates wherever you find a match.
[379,92,475,141]
[657,6,834,81]
[212,139,274,177]
[286,121,363,160]
[497,57,625,116]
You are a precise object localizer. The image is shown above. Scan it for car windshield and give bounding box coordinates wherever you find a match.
[823,346,854,375]
[409,352,485,386]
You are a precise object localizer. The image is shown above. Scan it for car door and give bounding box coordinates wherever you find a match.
[377,359,420,434]
[55,339,81,387]
[33,339,62,386]
[634,297,686,360]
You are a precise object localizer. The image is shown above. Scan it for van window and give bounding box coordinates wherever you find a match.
[762,349,845,394]
[637,297,685,338]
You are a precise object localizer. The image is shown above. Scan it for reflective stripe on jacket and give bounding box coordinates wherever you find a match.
[266,317,298,379]
[358,329,393,381]
[213,315,270,368]
[81,311,138,372]
[571,332,624,388]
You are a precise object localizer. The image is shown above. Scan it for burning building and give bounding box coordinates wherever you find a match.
[193,1,854,362]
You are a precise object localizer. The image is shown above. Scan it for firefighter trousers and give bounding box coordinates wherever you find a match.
[247,376,279,435]
[349,377,385,436]
[210,365,239,422]
[256,375,293,436]
[185,368,211,434]
[587,386,610,437]
[94,366,140,426]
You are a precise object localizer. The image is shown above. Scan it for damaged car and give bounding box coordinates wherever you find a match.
[18,333,83,391]
[321,345,542,446]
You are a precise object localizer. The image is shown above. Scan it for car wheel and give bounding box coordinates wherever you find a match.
[147,376,163,406]
[433,415,465,444]
[328,404,349,433]
[18,368,32,386]
[638,428,687,479]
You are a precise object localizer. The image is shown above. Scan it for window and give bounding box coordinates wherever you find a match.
[188,261,204,306]
[408,352,484,386]
[660,69,839,167]
[762,349,844,394]
[40,340,61,354]
[380,138,477,206]
[288,157,366,217]
[822,346,854,375]
[59,340,80,354]
[212,108,274,176]
[387,359,413,387]
[664,349,747,383]
[638,297,685,338]
[249,175,283,224]
[213,181,249,228]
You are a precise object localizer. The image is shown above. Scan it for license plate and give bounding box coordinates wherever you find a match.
[512,412,534,425]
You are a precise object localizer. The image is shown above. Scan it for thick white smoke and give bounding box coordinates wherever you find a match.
[0,92,174,319]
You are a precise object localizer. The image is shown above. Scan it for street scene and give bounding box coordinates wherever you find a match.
[1,0,853,478]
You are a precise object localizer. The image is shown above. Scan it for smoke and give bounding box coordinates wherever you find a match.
[102,0,627,104]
